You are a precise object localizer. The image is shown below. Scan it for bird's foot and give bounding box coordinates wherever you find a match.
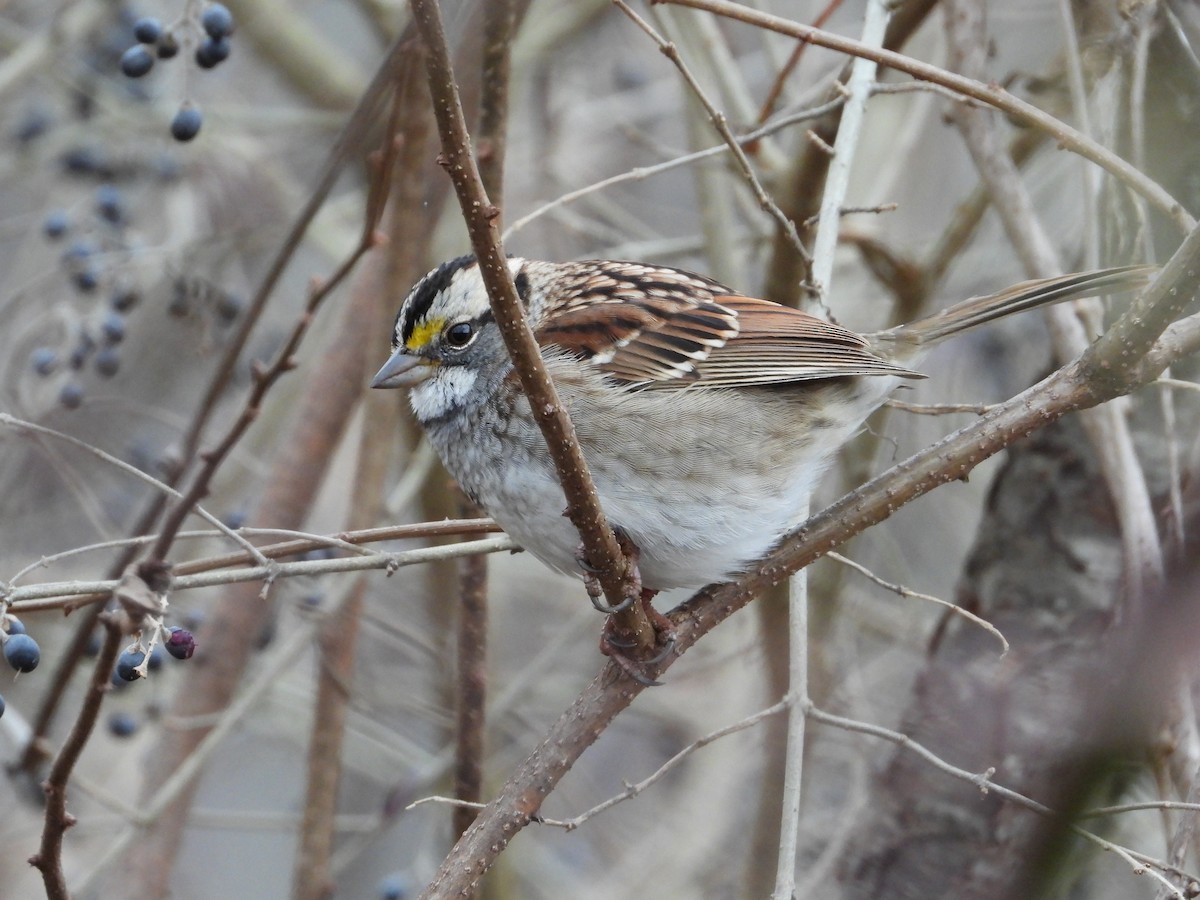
[598,588,677,687]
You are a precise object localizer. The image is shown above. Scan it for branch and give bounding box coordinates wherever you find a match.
[417,232,1200,897]
[409,0,653,649]
[30,612,125,898]
[657,0,1195,234]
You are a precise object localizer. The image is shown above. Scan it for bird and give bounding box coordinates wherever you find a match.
[372,256,1146,615]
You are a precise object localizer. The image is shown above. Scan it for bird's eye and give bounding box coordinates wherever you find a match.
[444,321,475,348]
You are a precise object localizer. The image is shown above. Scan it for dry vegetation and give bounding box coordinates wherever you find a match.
[0,1,1199,898]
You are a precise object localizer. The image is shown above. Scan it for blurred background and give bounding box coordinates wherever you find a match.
[0,1,1198,898]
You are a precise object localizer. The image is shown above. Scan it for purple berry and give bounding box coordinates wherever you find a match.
[165,627,196,660]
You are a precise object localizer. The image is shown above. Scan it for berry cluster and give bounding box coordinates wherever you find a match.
[30,184,142,409]
[0,612,197,729]
[114,625,196,685]
[106,625,197,737]
[118,4,237,142]
[30,187,245,410]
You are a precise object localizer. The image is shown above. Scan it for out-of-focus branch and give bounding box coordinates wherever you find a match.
[659,0,1195,234]
[292,60,431,900]
[410,0,654,651]
[943,0,1164,596]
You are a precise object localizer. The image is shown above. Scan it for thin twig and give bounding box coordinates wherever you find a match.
[30,613,125,899]
[658,0,1195,234]
[829,551,1008,654]
[502,96,846,242]
[804,704,1192,897]
[8,537,518,614]
[614,0,811,265]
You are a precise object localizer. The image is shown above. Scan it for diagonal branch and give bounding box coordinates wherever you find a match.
[418,230,1200,898]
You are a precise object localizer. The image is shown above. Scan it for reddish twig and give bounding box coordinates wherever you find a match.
[30,612,125,899]
[454,524,489,839]
[410,0,655,651]
[754,0,845,126]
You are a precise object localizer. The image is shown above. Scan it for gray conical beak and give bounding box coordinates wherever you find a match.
[371,349,433,389]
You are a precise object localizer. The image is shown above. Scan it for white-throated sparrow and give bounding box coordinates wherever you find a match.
[372,258,1146,592]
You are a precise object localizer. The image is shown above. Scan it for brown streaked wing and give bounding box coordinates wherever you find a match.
[537,290,740,383]
[682,295,920,388]
[538,290,920,388]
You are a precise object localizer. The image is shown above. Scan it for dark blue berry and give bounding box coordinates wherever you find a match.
[4,634,40,672]
[165,627,196,660]
[101,311,126,344]
[223,509,247,529]
[201,4,235,38]
[195,37,231,69]
[108,711,139,737]
[59,382,84,409]
[61,239,96,263]
[115,650,145,681]
[84,632,102,657]
[216,292,244,323]
[0,693,5,718]
[72,268,100,293]
[111,287,140,311]
[13,107,52,144]
[378,874,410,900]
[61,145,111,177]
[147,645,165,671]
[30,347,58,376]
[43,210,69,239]
[170,104,203,142]
[120,45,155,78]
[4,618,26,635]
[96,184,124,223]
[95,347,120,378]
[133,17,163,43]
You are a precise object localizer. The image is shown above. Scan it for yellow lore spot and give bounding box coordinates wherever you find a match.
[406,317,446,353]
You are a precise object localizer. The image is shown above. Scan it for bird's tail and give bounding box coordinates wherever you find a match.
[875,265,1154,351]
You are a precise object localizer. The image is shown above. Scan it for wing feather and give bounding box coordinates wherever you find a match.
[534,269,919,389]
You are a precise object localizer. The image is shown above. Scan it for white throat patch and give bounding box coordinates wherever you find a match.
[408,366,480,423]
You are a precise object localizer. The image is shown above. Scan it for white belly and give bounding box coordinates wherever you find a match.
[418,360,887,590]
